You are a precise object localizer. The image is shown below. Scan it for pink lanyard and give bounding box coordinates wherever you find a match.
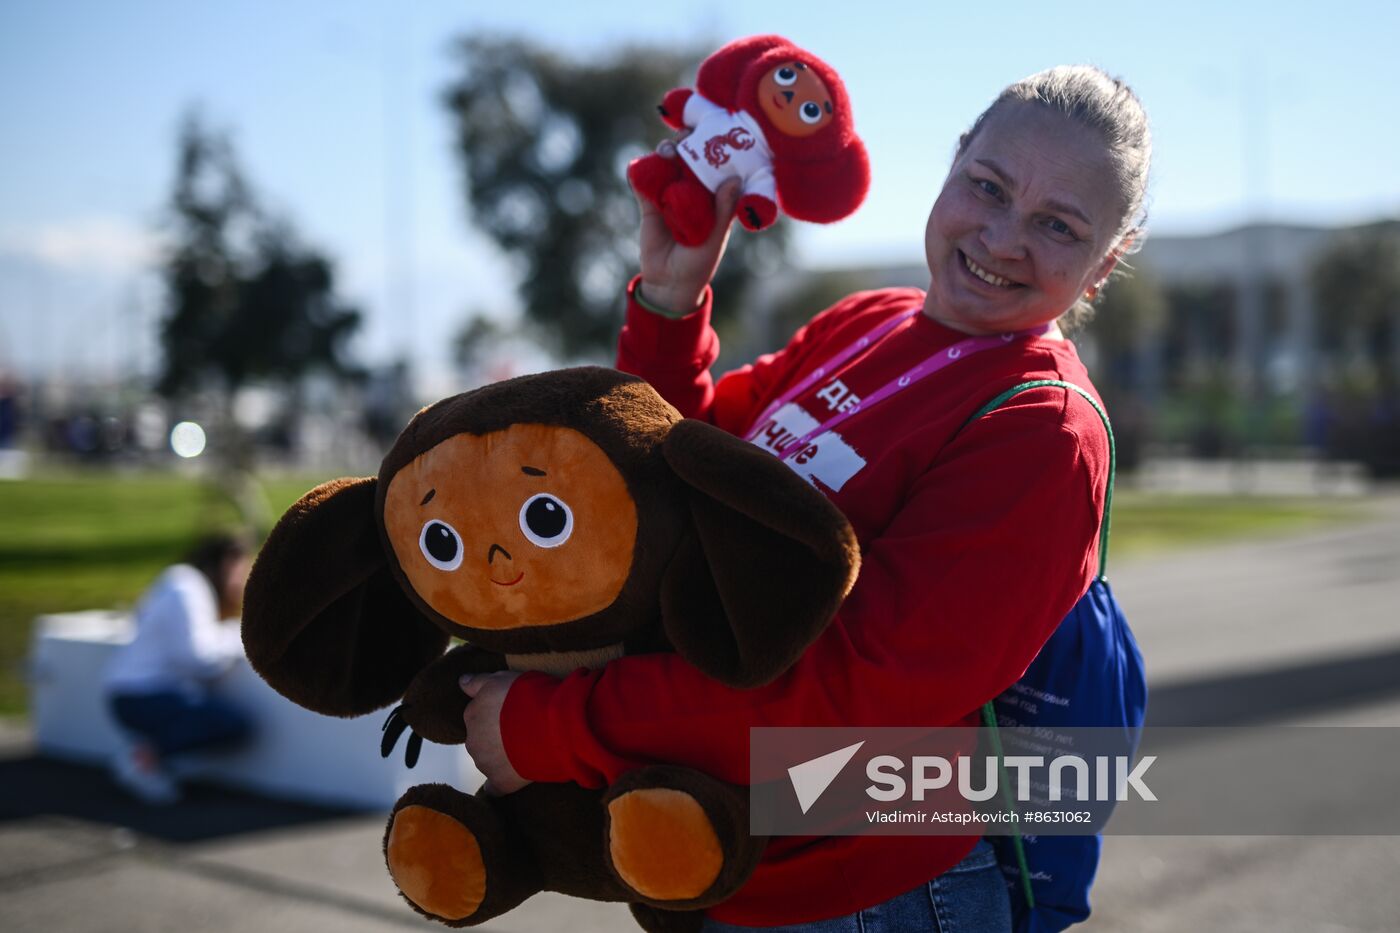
[745,309,1053,462]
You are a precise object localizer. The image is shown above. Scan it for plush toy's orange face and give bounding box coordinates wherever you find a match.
[382,424,638,631]
[757,61,833,137]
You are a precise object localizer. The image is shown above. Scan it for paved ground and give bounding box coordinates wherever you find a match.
[1085,493,1400,932]
[3,493,1398,932]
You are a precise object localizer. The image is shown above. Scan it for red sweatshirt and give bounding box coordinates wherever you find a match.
[502,279,1109,925]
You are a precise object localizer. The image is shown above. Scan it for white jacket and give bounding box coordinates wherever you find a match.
[103,564,245,696]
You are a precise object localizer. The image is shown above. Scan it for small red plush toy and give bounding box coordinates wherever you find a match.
[628,34,870,246]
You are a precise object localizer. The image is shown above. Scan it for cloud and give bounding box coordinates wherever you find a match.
[0,216,166,276]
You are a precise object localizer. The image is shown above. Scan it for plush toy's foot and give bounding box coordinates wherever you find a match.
[609,786,722,900]
[603,766,766,909]
[630,903,706,933]
[628,154,683,204]
[659,178,717,247]
[384,784,538,927]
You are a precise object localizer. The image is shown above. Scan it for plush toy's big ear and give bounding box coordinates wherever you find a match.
[242,477,449,717]
[775,140,871,224]
[660,420,860,688]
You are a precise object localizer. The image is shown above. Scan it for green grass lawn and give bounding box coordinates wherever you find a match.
[0,471,1371,716]
[1106,490,1366,559]
[0,471,335,715]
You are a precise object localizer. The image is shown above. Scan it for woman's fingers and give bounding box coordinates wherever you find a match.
[634,173,741,313]
[709,179,743,246]
[715,177,743,216]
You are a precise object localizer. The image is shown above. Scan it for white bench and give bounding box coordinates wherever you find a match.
[28,610,482,810]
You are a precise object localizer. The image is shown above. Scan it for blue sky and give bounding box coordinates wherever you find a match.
[1,0,1397,388]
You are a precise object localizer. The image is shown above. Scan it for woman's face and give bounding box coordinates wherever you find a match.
[923,102,1127,335]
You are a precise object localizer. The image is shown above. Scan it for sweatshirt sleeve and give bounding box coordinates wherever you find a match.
[500,392,1106,788]
[616,279,902,433]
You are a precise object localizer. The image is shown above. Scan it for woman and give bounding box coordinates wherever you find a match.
[463,65,1151,930]
[103,532,255,803]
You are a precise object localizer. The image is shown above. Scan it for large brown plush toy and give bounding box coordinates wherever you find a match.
[241,367,859,931]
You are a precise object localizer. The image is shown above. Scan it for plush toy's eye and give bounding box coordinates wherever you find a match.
[519,494,574,548]
[419,520,463,571]
[774,67,798,86]
[800,101,823,124]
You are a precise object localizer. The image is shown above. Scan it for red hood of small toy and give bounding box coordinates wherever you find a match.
[697,35,859,162]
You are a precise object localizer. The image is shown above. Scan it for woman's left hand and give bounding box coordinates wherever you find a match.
[460,672,531,795]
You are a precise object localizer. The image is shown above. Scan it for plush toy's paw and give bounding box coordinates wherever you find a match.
[395,644,506,752]
[380,705,425,767]
[385,784,536,927]
[660,177,717,247]
[736,194,777,232]
[657,88,693,130]
[603,766,765,908]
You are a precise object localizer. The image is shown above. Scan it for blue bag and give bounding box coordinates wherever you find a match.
[969,380,1148,933]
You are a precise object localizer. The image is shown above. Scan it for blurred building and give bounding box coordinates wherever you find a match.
[738,218,1400,469]
[754,219,1394,394]
[1137,221,1396,400]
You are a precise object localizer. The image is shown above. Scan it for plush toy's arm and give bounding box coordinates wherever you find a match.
[395,643,507,746]
[657,87,694,130]
[736,165,778,231]
[681,90,726,128]
[740,162,776,201]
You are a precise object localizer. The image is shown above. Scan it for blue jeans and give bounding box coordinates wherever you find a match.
[109,690,253,757]
[702,839,1011,933]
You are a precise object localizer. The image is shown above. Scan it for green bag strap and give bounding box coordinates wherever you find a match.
[969,379,1117,913]
[982,701,1036,909]
[964,379,1116,579]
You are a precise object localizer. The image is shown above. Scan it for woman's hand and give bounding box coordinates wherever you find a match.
[634,140,742,316]
[460,672,530,796]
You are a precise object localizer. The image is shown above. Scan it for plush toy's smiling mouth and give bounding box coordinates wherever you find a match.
[771,93,786,111]
[491,572,525,587]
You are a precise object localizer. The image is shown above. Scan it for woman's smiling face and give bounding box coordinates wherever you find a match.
[922,102,1127,335]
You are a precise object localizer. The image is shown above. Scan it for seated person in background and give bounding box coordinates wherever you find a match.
[102,531,255,803]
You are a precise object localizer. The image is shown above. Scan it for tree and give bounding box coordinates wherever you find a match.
[1083,267,1167,385]
[1080,268,1168,469]
[156,113,364,526]
[1311,223,1400,388]
[1309,223,1400,475]
[442,37,790,360]
[157,113,362,400]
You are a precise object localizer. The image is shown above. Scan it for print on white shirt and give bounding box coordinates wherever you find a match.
[674,94,777,200]
[815,378,861,413]
[750,402,867,492]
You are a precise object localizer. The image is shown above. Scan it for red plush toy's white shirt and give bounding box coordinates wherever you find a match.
[674,92,777,202]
